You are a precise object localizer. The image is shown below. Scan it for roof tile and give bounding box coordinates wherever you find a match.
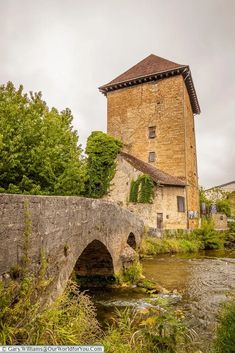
[106,54,185,86]
[120,152,186,187]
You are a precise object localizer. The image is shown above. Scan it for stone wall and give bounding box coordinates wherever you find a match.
[183,82,199,228]
[106,75,199,228]
[106,156,187,229]
[211,213,228,230]
[0,194,143,300]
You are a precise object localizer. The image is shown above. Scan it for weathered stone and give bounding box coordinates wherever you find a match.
[106,75,200,229]
[0,194,144,300]
[105,155,187,229]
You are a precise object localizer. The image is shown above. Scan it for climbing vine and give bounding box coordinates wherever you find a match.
[84,131,122,198]
[130,179,140,203]
[129,175,154,203]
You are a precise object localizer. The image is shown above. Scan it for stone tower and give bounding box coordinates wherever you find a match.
[99,54,200,228]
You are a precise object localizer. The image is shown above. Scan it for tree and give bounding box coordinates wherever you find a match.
[84,131,122,198]
[0,82,84,195]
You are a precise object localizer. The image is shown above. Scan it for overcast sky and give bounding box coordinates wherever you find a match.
[1,0,234,188]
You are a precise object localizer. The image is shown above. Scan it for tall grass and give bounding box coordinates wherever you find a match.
[102,304,188,353]
[0,278,101,345]
[141,219,226,256]
[214,297,235,353]
[0,273,190,352]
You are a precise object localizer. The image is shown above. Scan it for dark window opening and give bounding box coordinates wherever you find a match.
[177,196,185,212]
[148,151,156,162]
[148,126,156,139]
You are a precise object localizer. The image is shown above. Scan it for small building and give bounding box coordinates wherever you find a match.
[99,54,201,230]
[205,181,235,217]
[105,152,192,231]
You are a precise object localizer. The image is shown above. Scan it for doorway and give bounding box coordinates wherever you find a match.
[157,213,163,229]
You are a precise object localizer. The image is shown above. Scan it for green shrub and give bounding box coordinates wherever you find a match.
[216,199,231,217]
[115,261,143,284]
[224,222,235,247]
[84,131,122,198]
[193,219,225,250]
[214,298,235,353]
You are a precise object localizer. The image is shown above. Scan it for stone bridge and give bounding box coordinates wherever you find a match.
[0,194,144,299]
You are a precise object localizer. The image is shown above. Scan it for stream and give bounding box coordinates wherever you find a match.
[85,249,235,352]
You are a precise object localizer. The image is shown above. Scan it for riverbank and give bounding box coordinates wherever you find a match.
[1,249,235,353]
[0,274,189,353]
[140,220,235,257]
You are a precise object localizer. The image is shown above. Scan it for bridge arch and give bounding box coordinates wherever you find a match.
[0,194,144,300]
[74,239,114,277]
[127,232,137,250]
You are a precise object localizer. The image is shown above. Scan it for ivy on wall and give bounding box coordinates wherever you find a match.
[129,175,154,203]
[84,131,122,198]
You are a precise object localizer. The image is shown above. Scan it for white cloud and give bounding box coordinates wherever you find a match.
[1,0,234,188]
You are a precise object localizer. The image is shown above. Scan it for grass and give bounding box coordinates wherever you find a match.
[214,297,235,353]
[0,278,101,345]
[0,272,190,353]
[141,220,227,256]
[101,303,188,353]
[115,260,143,285]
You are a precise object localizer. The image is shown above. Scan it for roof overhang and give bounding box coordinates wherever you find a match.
[99,66,201,115]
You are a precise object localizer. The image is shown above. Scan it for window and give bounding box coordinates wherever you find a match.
[148,126,156,139]
[148,152,156,162]
[177,196,185,212]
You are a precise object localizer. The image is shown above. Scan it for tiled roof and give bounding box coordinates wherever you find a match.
[104,54,184,85]
[99,54,200,115]
[120,152,186,187]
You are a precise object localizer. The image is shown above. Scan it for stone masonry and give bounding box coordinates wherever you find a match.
[0,194,143,300]
[106,155,187,229]
[106,75,199,228]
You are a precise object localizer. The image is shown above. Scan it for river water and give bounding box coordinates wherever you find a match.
[85,249,235,351]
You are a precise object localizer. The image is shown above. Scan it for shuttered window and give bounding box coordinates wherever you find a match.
[177,196,185,212]
[148,152,156,162]
[148,126,156,139]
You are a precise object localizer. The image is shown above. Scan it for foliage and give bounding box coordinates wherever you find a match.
[140,235,201,256]
[0,82,84,195]
[214,297,235,353]
[84,131,122,198]
[216,198,231,217]
[199,187,232,217]
[115,260,143,285]
[129,175,154,203]
[141,221,227,256]
[199,187,211,208]
[0,278,101,345]
[193,219,225,250]
[102,303,187,353]
[224,221,235,247]
[130,179,139,203]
